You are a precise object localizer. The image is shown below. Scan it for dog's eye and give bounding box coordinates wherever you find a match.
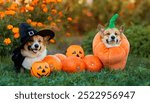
[115,32,118,35]
[106,33,110,35]
[38,40,41,42]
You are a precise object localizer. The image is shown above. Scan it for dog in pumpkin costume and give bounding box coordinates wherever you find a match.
[93,14,130,70]
[12,23,55,73]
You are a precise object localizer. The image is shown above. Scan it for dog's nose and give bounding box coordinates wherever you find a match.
[111,36,115,40]
[34,44,39,48]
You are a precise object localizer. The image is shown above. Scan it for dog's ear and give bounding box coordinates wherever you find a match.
[97,24,105,37]
[119,25,125,34]
[97,24,105,33]
[44,36,50,42]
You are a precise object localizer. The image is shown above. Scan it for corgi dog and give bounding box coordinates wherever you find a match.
[21,35,48,70]
[12,23,55,73]
[98,25,124,48]
[93,14,130,70]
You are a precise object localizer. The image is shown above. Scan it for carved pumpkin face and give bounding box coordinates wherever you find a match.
[66,45,85,59]
[31,61,51,78]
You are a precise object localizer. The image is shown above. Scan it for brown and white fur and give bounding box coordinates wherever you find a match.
[98,25,124,48]
[21,35,48,70]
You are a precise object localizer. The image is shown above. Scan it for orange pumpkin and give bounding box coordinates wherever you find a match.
[83,55,103,72]
[66,45,85,59]
[54,53,66,62]
[31,61,51,78]
[93,32,130,70]
[62,56,85,73]
[43,55,62,71]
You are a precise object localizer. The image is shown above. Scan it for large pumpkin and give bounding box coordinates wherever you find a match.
[62,56,85,73]
[66,45,85,59]
[83,55,103,72]
[93,32,130,70]
[54,53,67,62]
[31,61,51,78]
[42,55,62,71]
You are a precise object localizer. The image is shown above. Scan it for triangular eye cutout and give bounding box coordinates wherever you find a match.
[72,51,76,54]
[79,51,82,54]
[38,66,42,70]
[45,65,48,69]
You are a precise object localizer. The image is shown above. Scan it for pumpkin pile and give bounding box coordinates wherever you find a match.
[63,45,103,73]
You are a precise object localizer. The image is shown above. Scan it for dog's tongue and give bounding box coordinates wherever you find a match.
[33,49,38,53]
[111,40,115,43]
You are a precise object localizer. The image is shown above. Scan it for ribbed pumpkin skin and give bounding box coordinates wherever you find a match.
[55,53,67,62]
[43,55,62,71]
[93,32,130,70]
[83,55,103,72]
[62,56,85,73]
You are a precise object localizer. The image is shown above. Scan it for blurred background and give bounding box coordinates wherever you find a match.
[0,0,150,86]
[0,0,150,58]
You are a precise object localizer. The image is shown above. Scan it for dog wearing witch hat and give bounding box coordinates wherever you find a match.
[12,23,55,73]
[93,14,130,70]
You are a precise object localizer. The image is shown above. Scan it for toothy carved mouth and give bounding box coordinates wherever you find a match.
[37,73,49,77]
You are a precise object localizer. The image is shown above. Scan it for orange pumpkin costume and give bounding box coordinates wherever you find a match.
[93,14,130,70]
[93,33,130,70]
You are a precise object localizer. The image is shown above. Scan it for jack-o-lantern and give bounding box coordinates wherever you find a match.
[83,55,103,72]
[31,61,51,78]
[66,45,85,59]
[43,55,62,71]
[54,53,67,62]
[62,56,85,73]
[93,14,130,70]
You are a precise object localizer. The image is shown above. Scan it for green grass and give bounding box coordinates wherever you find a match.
[0,55,150,86]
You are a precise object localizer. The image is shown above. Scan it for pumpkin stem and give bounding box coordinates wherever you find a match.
[108,14,119,29]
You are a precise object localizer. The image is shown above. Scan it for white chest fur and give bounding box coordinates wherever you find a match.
[22,49,47,70]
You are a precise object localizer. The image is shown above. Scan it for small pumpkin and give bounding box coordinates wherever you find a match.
[31,61,51,78]
[66,45,85,59]
[42,55,62,71]
[83,55,103,72]
[62,56,85,73]
[54,53,67,62]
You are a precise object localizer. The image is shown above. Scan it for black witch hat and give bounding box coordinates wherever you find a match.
[19,23,55,47]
